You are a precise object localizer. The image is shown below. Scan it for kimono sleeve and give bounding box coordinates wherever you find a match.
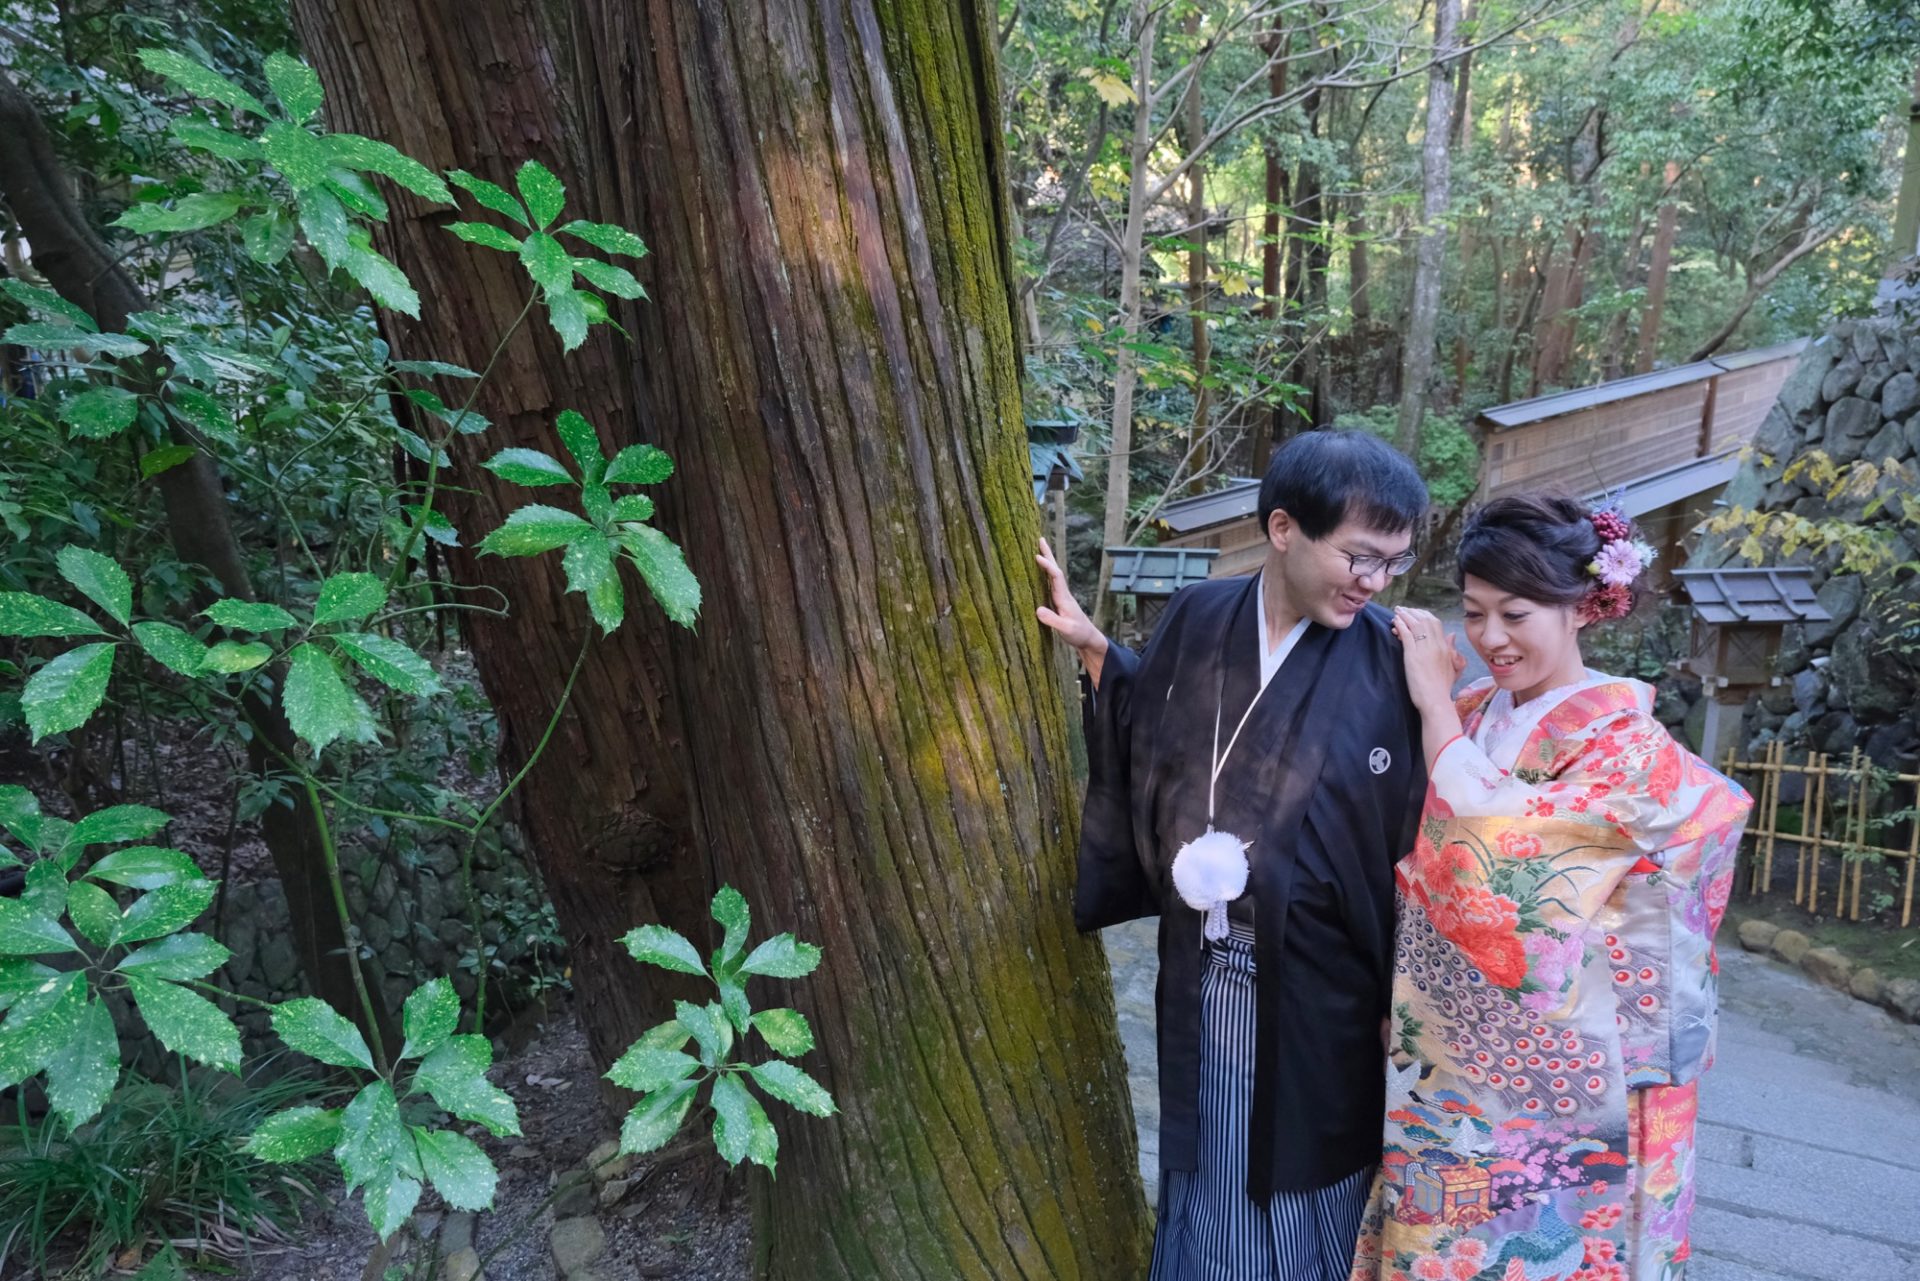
[1073,639,1156,931]
[1431,706,1699,859]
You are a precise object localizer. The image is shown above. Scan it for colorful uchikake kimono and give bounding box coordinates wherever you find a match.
[1351,674,1752,1281]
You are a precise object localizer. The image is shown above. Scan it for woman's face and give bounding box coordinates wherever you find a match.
[1460,574,1586,704]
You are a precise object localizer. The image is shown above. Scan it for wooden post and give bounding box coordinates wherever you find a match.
[1848,748,1866,921]
[1903,776,1918,928]
[1805,752,1828,911]
[1697,372,1720,457]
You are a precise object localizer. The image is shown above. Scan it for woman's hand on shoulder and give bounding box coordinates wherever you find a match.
[1391,607,1463,712]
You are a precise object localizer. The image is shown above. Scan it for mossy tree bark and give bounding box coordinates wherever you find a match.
[293,1,1153,1275]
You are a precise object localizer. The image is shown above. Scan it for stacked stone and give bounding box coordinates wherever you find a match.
[1706,316,1920,785]
[212,822,552,1052]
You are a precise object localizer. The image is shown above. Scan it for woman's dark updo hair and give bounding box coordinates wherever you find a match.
[1456,491,1628,610]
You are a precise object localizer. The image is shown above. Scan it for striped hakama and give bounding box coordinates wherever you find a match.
[1150,923,1374,1281]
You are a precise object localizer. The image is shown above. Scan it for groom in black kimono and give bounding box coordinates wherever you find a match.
[1037,429,1433,1280]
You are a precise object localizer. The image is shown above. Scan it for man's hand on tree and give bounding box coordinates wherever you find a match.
[1035,538,1108,684]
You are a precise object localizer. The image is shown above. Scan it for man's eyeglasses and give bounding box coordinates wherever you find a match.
[1334,546,1418,579]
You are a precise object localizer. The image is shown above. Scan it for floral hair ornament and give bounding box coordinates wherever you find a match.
[1579,494,1654,623]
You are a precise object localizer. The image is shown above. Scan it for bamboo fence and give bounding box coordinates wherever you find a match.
[1724,743,1920,928]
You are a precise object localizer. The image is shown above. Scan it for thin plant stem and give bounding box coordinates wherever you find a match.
[464,629,591,1032]
[302,776,390,1073]
[387,291,538,586]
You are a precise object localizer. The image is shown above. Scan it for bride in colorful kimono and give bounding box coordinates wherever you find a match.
[1350,493,1752,1281]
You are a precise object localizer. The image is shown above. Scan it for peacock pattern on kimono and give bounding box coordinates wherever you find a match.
[1487,1201,1583,1281]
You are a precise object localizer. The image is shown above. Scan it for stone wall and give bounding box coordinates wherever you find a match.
[211,822,555,1050]
[1697,315,1920,788]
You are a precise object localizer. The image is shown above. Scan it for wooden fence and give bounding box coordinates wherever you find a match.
[1724,744,1920,927]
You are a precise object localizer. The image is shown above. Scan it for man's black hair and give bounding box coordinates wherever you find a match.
[1256,428,1428,541]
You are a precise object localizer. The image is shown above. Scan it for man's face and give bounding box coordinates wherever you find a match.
[1268,511,1415,629]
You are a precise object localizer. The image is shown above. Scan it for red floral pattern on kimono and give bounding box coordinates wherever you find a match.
[1351,676,1751,1281]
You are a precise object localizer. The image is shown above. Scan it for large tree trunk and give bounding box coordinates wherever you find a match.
[290,2,711,1089]
[295,2,1152,1276]
[0,69,377,1046]
[1394,0,1460,454]
[1636,161,1681,373]
[1252,17,1290,476]
[1182,8,1213,495]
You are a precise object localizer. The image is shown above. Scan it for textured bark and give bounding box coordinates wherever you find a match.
[1636,162,1680,374]
[1182,8,1212,495]
[294,2,1152,1276]
[290,0,711,1090]
[0,68,375,1044]
[1252,18,1289,475]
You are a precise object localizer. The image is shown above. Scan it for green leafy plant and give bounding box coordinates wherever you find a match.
[0,789,240,1130]
[611,886,837,1173]
[246,977,518,1241]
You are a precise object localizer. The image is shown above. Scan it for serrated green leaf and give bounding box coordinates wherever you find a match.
[0,972,82,1088]
[746,1059,836,1117]
[476,505,591,557]
[23,643,116,742]
[272,996,375,1070]
[168,385,239,443]
[331,135,453,203]
[203,599,297,632]
[345,243,421,317]
[327,169,389,220]
[70,804,169,848]
[247,1106,343,1162]
[137,48,268,117]
[3,323,147,359]
[518,231,573,294]
[117,932,230,980]
[332,633,444,696]
[140,444,199,478]
[415,1127,497,1211]
[171,118,262,161]
[133,622,209,676]
[0,960,58,1013]
[312,572,387,626]
[114,193,250,234]
[558,220,647,258]
[399,977,458,1060]
[284,644,380,755]
[337,1080,408,1191]
[605,1044,700,1093]
[580,483,612,526]
[710,1072,754,1166]
[0,280,96,329]
[448,221,522,253]
[126,975,240,1069]
[620,924,705,976]
[0,593,108,639]
[608,494,654,523]
[241,208,296,264]
[718,976,750,1034]
[263,121,331,191]
[43,995,118,1127]
[620,524,701,629]
[751,1008,815,1058]
[546,288,590,352]
[740,933,821,980]
[264,52,323,121]
[637,1019,691,1052]
[674,1000,727,1067]
[562,533,623,633]
[571,257,644,300]
[447,170,528,227]
[298,185,353,264]
[360,1167,423,1243]
[117,878,215,944]
[619,1079,696,1155]
[711,886,750,964]
[412,1035,521,1136]
[85,845,202,890]
[66,881,122,948]
[742,1085,778,1172]
[201,640,273,672]
[391,358,479,379]
[20,863,66,920]
[553,409,606,483]
[605,443,674,486]
[55,547,132,627]
[482,447,573,487]
[60,387,140,439]
[515,160,566,228]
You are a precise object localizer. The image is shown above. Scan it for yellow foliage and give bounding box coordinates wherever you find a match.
[1082,68,1137,107]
